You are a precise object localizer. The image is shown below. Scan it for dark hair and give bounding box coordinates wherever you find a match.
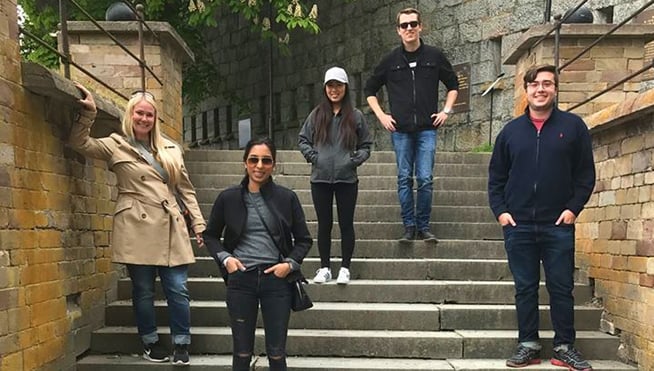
[242,137,277,163]
[312,85,357,150]
[523,64,559,90]
[396,7,421,26]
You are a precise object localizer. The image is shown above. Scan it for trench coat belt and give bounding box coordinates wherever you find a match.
[120,193,176,214]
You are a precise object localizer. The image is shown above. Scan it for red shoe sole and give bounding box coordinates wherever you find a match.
[551,358,592,371]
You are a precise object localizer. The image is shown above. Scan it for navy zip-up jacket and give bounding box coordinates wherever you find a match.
[488,108,595,223]
[364,40,459,133]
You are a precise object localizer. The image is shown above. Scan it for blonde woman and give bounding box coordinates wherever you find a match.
[70,83,205,366]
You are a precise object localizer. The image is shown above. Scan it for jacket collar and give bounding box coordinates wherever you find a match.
[239,175,275,198]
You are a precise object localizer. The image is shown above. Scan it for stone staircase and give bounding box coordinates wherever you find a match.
[77,150,635,370]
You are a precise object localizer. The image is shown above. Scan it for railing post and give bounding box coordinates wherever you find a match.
[59,0,71,78]
[137,3,146,92]
[544,0,552,23]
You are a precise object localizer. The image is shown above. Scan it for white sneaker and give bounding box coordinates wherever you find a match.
[336,267,350,285]
[313,267,331,283]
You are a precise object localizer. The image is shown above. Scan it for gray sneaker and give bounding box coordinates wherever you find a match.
[551,346,592,371]
[506,344,541,368]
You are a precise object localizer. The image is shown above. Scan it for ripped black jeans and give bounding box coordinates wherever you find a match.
[226,265,292,371]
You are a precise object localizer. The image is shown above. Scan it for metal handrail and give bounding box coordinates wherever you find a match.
[567,59,654,112]
[19,25,130,101]
[530,0,590,51]
[19,0,162,100]
[559,0,654,71]
[553,0,654,112]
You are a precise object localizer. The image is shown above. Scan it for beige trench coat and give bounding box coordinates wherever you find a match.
[69,109,206,267]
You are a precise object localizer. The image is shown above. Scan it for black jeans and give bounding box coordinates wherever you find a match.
[311,182,358,269]
[226,265,292,371]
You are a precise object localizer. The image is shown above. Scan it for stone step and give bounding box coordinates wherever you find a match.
[185,150,492,165]
[77,354,636,370]
[195,189,491,207]
[190,174,488,192]
[116,279,594,304]
[193,239,507,260]
[88,327,621,360]
[196,204,496,223]
[186,161,489,178]
[190,257,513,281]
[303,222,502,240]
[105,301,602,331]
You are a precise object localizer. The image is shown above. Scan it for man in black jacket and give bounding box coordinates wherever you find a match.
[364,7,458,243]
[488,64,595,371]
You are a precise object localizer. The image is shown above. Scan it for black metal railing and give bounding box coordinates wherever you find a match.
[18,0,162,101]
[538,0,654,112]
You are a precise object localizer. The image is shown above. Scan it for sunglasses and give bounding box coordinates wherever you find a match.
[131,91,155,99]
[398,21,420,29]
[247,156,274,166]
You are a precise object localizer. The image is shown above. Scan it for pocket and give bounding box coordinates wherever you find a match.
[114,198,134,216]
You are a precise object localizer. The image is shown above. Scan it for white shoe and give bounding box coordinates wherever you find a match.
[313,267,331,283]
[336,267,350,285]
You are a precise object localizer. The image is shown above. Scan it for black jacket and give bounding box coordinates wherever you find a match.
[364,40,459,133]
[488,108,596,223]
[203,176,313,281]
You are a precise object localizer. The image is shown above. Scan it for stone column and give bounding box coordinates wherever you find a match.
[63,21,194,141]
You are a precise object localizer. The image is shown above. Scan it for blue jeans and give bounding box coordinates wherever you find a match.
[391,130,437,231]
[226,265,292,371]
[502,223,576,346]
[126,264,191,345]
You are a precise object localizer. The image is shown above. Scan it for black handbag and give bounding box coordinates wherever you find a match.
[291,278,313,311]
[249,193,313,312]
[175,194,194,234]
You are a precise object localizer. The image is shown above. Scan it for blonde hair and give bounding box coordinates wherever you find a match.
[121,93,182,185]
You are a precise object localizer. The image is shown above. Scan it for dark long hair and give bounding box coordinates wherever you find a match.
[312,86,357,150]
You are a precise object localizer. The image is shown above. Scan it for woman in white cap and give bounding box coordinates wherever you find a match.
[298,66,373,284]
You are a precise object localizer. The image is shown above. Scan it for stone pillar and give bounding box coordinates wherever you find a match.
[63,21,194,141]
[504,24,654,117]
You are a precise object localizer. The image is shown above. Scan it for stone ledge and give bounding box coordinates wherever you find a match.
[21,62,122,138]
[585,87,654,134]
[65,21,194,63]
[504,24,654,65]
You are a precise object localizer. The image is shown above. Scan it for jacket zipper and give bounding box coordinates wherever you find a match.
[533,129,541,220]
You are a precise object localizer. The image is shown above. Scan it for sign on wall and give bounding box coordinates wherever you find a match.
[453,63,471,113]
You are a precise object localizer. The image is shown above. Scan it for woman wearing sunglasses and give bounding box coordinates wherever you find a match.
[298,67,373,285]
[70,83,205,365]
[203,138,312,371]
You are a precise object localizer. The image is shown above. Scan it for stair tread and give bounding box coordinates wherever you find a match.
[77,355,636,370]
[94,326,613,339]
[107,300,601,311]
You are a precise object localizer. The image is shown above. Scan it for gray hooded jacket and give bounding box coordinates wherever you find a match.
[298,108,372,184]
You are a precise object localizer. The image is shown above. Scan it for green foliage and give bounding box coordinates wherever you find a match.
[18,0,325,111]
[471,143,494,153]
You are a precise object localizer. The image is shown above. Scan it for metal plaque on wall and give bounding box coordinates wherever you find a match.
[453,63,471,113]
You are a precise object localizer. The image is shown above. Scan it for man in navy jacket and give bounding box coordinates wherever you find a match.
[488,64,595,371]
[364,7,458,243]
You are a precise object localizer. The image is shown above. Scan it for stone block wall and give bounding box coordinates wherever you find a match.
[575,95,654,369]
[188,0,644,151]
[1,4,117,370]
[1,3,189,369]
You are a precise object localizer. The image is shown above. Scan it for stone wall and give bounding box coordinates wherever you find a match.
[577,91,654,370]
[187,0,643,151]
[0,3,189,369]
[1,3,117,368]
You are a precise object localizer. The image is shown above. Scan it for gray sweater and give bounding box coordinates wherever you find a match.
[298,108,372,184]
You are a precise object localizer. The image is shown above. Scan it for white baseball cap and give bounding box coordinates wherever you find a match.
[324,67,349,85]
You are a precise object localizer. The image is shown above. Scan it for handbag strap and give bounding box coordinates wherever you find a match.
[247,192,285,257]
[132,139,170,184]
